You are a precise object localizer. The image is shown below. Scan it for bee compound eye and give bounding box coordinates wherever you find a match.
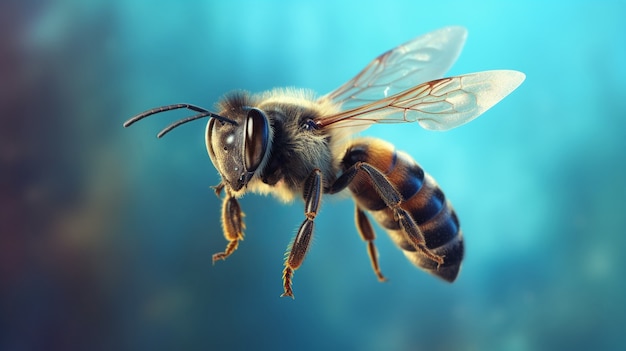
[243,108,269,172]
[205,118,218,160]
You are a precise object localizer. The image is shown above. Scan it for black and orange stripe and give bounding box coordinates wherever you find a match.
[341,137,464,282]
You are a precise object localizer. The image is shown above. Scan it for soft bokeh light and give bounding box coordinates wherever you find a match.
[2,1,625,350]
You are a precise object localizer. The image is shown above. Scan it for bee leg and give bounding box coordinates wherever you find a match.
[212,191,245,263]
[355,205,386,282]
[211,182,225,197]
[281,169,322,298]
[329,162,443,266]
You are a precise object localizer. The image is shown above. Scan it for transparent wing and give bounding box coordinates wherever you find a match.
[317,70,526,131]
[321,26,468,111]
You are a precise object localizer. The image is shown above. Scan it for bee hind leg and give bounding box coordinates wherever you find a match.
[355,205,386,282]
[329,162,443,266]
[281,169,323,299]
[212,191,245,263]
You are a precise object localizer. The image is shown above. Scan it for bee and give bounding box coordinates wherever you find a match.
[124,26,524,298]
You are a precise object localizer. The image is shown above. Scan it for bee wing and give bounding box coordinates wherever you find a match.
[317,70,525,131]
[321,26,468,111]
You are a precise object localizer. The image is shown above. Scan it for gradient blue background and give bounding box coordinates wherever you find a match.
[2,1,625,350]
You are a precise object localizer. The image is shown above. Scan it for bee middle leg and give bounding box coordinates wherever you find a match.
[212,188,245,263]
[281,168,322,298]
[328,162,443,266]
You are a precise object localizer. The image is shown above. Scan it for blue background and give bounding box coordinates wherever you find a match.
[2,1,625,350]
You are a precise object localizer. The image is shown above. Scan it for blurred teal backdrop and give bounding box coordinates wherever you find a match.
[2,1,625,350]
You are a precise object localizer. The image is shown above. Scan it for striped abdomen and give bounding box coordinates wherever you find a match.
[340,137,464,282]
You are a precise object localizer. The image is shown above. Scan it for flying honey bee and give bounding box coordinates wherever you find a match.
[124,27,524,298]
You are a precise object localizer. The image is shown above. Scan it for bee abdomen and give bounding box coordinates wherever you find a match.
[374,173,458,247]
[343,138,464,282]
[373,169,464,282]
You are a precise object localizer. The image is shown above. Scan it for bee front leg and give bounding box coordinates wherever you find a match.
[281,169,322,299]
[212,189,245,263]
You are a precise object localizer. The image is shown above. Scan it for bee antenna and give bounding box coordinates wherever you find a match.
[156,111,234,138]
[123,103,238,138]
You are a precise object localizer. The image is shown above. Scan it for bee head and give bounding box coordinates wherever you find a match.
[124,102,270,193]
[206,107,271,192]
